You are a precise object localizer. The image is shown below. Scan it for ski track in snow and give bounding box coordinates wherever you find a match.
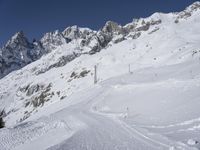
[1,73,199,150]
[1,67,199,150]
[47,86,167,150]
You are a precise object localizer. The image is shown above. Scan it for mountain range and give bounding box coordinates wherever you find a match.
[0,2,200,150]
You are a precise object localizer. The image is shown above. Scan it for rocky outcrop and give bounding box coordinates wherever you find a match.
[19,83,54,108]
[40,30,71,52]
[175,1,200,23]
[35,53,79,75]
[0,31,45,78]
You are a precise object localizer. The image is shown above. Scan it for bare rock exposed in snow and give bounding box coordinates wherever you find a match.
[40,30,71,52]
[0,31,45,78]
[175,1,200,23]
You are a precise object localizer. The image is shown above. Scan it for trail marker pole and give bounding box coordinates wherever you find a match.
[129,64,133,74]
[94,65,97,84]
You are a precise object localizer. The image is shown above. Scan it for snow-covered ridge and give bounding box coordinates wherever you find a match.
[1,2,199,79]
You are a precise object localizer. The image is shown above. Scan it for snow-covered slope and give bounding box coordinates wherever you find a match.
[0,2,200,150]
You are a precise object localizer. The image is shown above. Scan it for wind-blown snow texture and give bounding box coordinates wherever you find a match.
[0,2,200,150]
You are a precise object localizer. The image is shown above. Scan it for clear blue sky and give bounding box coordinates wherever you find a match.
[0,0,197,47]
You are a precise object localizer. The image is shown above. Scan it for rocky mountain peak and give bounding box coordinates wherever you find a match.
[102,21,123,34]
[186,1,200,12]
[0,31,45,78]
[11,31,26,40]
[40,30,68,52]
[175,1,200,23]
[5,31,30,48]
[62,25,94,40]
[62,25,80,39]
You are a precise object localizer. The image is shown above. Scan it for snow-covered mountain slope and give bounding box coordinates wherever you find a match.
[0,1,200,150]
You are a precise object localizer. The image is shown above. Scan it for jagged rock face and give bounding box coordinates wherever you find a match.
[62,24,116,54]
[63,26,95,40]
[175,1,200,23]
[0,28,98,78]
[28,41,44,61]
[0,32,44,78]
[186,1,200,12]
[63,26,81,39]
[40,30,70,52]
[87,21,127,54]
[35,53,79,75]
[63,26,98,52]
[102,21,124,34]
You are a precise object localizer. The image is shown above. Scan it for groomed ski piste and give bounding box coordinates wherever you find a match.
[1,61,200,150]
[1,2,200,150]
